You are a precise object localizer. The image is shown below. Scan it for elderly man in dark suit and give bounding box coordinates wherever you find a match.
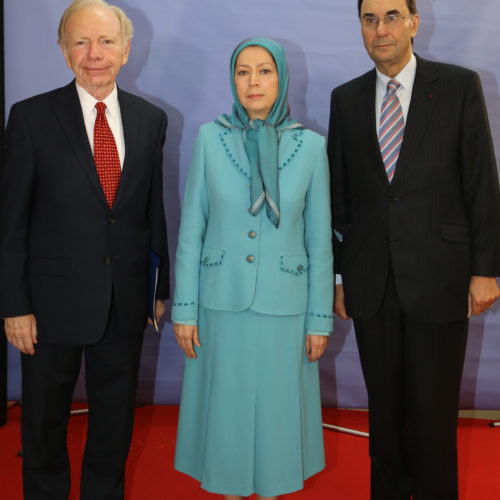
[0,1,169,498]
[328,0,500,498]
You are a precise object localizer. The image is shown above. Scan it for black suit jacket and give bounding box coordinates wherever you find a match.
[0,82,169,343]
[328,55,500,323]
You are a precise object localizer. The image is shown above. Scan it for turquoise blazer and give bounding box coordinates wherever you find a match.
[172,121,333,333]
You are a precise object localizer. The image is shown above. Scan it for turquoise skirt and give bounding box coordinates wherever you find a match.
[174,307,325,497]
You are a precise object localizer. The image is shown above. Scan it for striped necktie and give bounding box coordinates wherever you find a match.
[94,102,121,208]
[379,79,405,182]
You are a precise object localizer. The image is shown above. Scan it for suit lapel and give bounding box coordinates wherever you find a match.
[218,127,252,178]
[359,70,389,184]
[392,55,439,186]
[278,129,305,170]
[218,125,307,180]
[55,82,107,204]
[113,89,138,208]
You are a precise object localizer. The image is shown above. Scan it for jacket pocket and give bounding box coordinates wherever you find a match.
[279,255,309,275]
[200,247,226,267]
[27,256,75,276]
[440,224,470,243]
[199,247,228,309]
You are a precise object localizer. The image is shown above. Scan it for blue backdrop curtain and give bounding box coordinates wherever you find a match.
[0,0,7,428]
[2,0,500,411]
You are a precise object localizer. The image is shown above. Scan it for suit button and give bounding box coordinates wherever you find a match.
[203,257,209,264]
[297,265,304,272]
[248,230,256,239]
[104,256,112,264]
[246,255,255,263]
[108,216,115,224]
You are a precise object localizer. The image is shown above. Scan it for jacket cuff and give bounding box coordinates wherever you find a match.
[171,300,198,322]
[306,311,333,332]
[174,319,197,326]
[306,329,330,336]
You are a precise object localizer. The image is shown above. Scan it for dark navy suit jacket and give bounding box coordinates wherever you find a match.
[0,81,169,343]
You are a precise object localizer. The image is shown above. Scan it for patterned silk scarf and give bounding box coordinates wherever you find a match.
[216,37,302,228]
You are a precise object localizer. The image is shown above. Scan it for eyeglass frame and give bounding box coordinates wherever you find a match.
[360,12,413,29]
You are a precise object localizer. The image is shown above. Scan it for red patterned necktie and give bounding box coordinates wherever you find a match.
[94,102,121,208]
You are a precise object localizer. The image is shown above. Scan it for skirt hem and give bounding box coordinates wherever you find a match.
[174,462,326,497]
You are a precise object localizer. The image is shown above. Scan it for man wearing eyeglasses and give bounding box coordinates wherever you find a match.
[328,0,500,498]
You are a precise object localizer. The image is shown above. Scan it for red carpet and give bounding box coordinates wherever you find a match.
[0,404,498,499]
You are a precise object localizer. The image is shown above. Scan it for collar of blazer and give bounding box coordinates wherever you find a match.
[217,123,305,180]
[358,54,439,188]
[55,80,139,210]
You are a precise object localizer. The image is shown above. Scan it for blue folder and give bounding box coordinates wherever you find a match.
[148,250,161,332]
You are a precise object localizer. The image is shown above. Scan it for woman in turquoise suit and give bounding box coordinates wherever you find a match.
[172,37,333,500]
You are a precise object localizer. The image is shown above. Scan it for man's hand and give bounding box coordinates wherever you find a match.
[334,284,351,320]
[468,276,500,318]
[173,323,201,359]
[306,334,328,362]
[4,314,38,355]
[147,299,166,328]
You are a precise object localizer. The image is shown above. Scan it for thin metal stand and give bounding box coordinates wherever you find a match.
[69,403,144,416]
[322,422,369,438]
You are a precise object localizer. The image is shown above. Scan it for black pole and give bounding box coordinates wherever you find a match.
[0,0,7,428]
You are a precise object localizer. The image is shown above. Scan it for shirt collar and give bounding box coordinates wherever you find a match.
[376,53,417,92]
[75,82,120,118]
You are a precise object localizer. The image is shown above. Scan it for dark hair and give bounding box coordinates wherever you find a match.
[357,0,417,16]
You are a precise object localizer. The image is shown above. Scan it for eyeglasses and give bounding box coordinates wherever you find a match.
[360,13,412,29]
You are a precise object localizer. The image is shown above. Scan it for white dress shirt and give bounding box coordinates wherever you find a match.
[375,53,417,126]
[76,83,125,169]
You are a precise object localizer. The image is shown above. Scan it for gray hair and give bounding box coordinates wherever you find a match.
[58,0,134,49]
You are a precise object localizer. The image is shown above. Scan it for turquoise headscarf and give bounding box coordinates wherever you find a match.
[217,37,302,228]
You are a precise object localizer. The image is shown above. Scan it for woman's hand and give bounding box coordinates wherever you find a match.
[174,323,201,359]
[306,334,328,362]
